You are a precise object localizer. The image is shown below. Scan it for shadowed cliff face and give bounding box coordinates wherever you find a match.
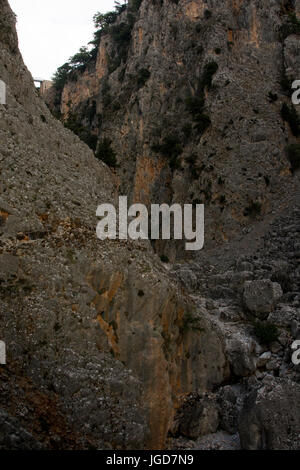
[0,0,230,449]
[47,0,300,261]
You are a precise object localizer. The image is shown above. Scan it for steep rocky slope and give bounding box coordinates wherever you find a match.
[47,0,300,262]
[0,0,232,449]
[0,0,299,450]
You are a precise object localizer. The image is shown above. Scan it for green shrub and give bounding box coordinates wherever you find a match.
[281,103,300,136]
[131,0,143,11]
[64,113,98,151]
[186,153,197,165]
[280,14,300,40]
[268,91,278,103]
[200,61,218,91]
[185,95,205,116]
[185,95,211,134]
[152,134,183,169]
[194,114,211,133]
[111,22,133,45]
[244,201,262,218]
[95,138,117,167]
[254,321,279,345]
[52,62,72,92]
[280,72,294,93]
[181,311,205,333]
[53,2,132,90]
[69,46,93,69]
[184,63,217,136]
[93,11,118,33]
[287,144,300,173]
[137,68,151,88]
[160,255,169,263]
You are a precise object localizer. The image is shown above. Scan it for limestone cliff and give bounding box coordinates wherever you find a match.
[47,0,300,262]
[1,0,300,451]
[0,0,230,449]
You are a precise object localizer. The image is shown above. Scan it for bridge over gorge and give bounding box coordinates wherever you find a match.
[34,78,53,95]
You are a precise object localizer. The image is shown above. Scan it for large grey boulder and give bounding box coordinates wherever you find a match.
[175,393,219,440]
[225,331,257,378]
[239,377,300,450]
[243,280,283,318]
[217,385,243,435]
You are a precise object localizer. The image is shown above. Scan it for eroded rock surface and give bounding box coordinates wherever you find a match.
[0,0,299,450]
[0,0,229,449]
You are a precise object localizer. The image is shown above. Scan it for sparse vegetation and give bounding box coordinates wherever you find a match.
[185,95,211,134]
[184,62,217,137]
[131,0,143,11]
[280,72,294,94]
[280,103,300,136]
[95,138,118,167]
[52,1,138,90]
[286,144,300,173]
[200,61,218,91]
[268,91,278,103]
[244,201,262,218]
[181,311,205,334]
[185,95,205,115]
[152,135,183,170]
[253,321,279,345]
[280,13,300,40]
[204,10,212,19]
[137,68,151,88]
[64,113,98,151]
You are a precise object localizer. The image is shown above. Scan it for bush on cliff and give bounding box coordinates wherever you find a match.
[281,103,300,137]
[95,138,118,168]
[280,13,300,40]
[287,144,300,173]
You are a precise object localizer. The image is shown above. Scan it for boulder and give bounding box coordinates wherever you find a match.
[238,377,300,450]
[217,385,243,435]
[243,280,283,318]
[176,393,219,440]
[226,335,257,377]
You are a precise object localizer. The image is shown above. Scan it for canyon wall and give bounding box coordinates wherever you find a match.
[48,0,300,261]
[0,0,231,449]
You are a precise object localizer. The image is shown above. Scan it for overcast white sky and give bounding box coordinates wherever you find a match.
[9,1,117,80]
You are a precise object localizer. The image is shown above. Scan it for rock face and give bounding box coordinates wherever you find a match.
[0,0,231,449]
[239,377,300,450]
[1,0,300,450]
[174,392,219,439]
[243,280,283,317]
[47,0,299,261]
